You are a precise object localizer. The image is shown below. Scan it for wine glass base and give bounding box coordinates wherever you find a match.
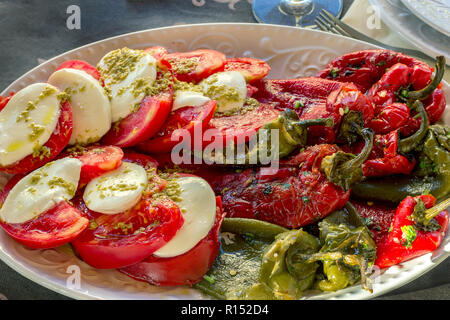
[252,0,343,27]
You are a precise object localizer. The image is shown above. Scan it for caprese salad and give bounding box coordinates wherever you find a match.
[0,45,448,300]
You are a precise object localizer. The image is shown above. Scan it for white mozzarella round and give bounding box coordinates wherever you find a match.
[48,68,112,145]
[0,158,82,224]
[154,176,216,258]
[0,83,62,166]
[98,48,157,122]
[201,71,247,113]
[172,90,211,111]
[83,162,148,215]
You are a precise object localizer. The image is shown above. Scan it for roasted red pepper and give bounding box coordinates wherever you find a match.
[342,130,416,177]
[352,200,398,246]
[252,78,374,144]
[375,195,449,269]
[317,49,432,93]
[204,144,351,229]
[363,131,416,177]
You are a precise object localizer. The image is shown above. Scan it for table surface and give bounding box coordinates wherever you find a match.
[0,0,448,300]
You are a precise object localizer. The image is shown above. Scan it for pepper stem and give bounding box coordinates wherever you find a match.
[321,127,374,190]
[425,197,450,222]
[406,56,445,101]
[398,100,429,153]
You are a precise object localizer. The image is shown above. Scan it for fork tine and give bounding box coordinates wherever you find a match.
[314,18,330,33]
[321,9,353,37]
[315,17,339,35]
[318,11,352,37]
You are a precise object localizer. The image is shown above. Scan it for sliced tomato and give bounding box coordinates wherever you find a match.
[62,145,124,186]
[122,152,160,171]
[119,196,225,286]
[205,103,280,147]
[0,100,73,175]
[55,60,103,83]
[144,46,168,61]
[162,49,226,82]
[0,175,89,249]
[224,57,271,83]
[0,92,15,111]
[70,153,183,269]
[137,100,217,154]
[101,88,173,148]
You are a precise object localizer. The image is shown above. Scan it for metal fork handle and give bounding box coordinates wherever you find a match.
[319,9,432,62]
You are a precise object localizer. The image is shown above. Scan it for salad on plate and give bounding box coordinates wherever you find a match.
[0,45,448,300]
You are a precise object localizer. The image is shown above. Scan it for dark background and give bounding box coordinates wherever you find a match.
[0,0,448,300]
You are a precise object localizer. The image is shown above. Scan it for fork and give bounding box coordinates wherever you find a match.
[314,9,432,61]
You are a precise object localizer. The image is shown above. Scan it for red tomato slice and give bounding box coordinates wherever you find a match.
[224,57,271,83]
[101,76,173,148]
[0,92,15,111]
[70,153,183,269]
[119,196,225,286]
[0,100,73,175]
[137,100,217,154]
[0,175,89,249]
[62,145,124,186]
[162,49,226,82]
[205,103,280,147]
[144,46,168,61]
[55,60,103,83]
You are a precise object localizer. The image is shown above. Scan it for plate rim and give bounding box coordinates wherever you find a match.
[368,0,450,61]
[0,22,448,300]
[400,0,450,37]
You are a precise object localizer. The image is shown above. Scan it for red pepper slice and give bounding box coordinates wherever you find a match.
[375,195,449,269]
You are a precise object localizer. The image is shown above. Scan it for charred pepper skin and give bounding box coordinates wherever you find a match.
[317,49,433,93]
[252,78,374,145]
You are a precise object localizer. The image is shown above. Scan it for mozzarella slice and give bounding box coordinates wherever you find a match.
[201,71,246,113]
[98,48,157,122]
[0,158,82,224]
[48,68,112,145]
[154,176,216,258]
[0,83,62,166]
[172,90,211,111]
[83,162,148,214]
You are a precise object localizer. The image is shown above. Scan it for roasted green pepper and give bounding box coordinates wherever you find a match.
[302,203,377,292]
[321,126,375,191]
[194,218,322,300]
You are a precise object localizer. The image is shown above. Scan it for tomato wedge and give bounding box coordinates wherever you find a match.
[137,100,216,154]
[62,145,124,186]
[162,49,226,82]
[0,92,14,111]
[205,103,280,146]
[101,88,173,148]
[0,100,73,175]
[224,57,271,83]
[55,60,103,83]
[0,175,89,249]
[70,153,184,269]
[144,46,168,61]
[119,196,225,286]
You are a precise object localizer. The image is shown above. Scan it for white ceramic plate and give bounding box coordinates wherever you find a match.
[0,23,449,300]
[400,0,450,37]
[368,0,450,61]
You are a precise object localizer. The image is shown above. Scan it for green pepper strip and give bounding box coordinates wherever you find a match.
[221,218,288,240]
[398,100,429,153]
[406,56,446,101]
